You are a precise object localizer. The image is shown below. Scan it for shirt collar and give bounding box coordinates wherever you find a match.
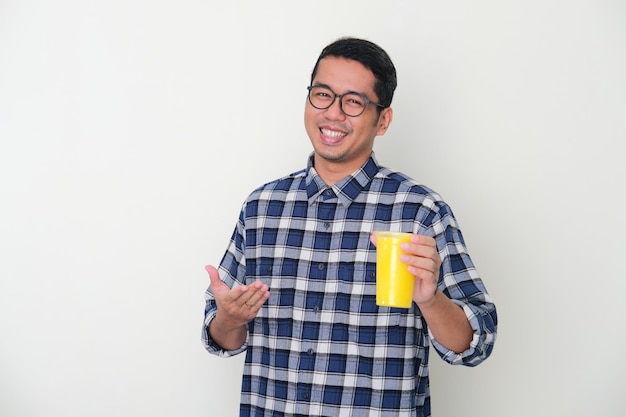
[305,152,381,207]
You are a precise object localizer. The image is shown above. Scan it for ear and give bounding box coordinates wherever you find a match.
[376,107,393,136]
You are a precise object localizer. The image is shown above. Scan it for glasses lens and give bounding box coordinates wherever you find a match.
[308,86,335,110]
[341,93,367,117]
[307,86,369,116]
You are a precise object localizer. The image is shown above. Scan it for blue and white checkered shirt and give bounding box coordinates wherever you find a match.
[202,153,497,417]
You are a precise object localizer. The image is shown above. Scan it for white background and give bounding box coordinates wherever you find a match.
[1,1,625,416]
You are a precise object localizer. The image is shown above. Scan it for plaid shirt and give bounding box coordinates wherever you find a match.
[202,153,497,417]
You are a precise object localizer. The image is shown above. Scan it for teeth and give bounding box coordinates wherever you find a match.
[321,128,346,138]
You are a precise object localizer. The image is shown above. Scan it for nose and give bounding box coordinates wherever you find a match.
[323,97,346,120]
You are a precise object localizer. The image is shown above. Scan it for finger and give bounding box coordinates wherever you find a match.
[409,234,436,248]
[402,253,436,268]
[370,232,377,246]
[205,265,225,291]
[407,263,438,281]
[402,237,438,258]
[243,282,270,308]
[400,244,440,277]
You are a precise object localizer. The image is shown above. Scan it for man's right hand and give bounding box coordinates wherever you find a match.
[205,265,270,350]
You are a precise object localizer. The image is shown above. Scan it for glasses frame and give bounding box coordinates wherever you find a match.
[307,85,385,117]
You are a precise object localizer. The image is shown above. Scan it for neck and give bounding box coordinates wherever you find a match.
[313,154,367,186]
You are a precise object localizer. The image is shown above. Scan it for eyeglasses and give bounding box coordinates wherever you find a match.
[307,85,385,117]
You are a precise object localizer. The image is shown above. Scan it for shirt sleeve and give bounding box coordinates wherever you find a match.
[429,291,498,366]
[201,208,249,357]
[426,202,498,366]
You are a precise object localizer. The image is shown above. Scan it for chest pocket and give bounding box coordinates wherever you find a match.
[336,263,403,328]
[251,258,297,321]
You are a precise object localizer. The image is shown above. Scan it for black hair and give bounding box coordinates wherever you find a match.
[310,37,397,108]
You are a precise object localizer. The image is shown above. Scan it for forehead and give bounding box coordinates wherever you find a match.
[313,56,377,96]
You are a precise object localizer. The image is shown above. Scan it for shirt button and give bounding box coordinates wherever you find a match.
[323,222,330,229]
[303,392,311,400]
[307,348,315,355]
[317,264,324,270]
[313,305,320,313]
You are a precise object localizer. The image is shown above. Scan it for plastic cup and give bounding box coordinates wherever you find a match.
[374,231,414,308]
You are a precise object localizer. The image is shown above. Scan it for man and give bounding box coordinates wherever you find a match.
[202,37,497,417]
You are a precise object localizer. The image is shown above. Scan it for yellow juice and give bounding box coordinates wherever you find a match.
[374,231,414,308]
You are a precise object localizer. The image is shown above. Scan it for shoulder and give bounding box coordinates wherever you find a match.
[375,167,463,235]
[245,168,308,202]
[375,166,445,205]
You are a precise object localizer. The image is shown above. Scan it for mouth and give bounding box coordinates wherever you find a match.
[320,127,347,144]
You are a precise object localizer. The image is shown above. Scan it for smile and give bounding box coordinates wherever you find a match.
[320,128,347,138]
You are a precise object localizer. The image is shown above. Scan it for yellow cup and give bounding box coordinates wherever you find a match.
[374,231,414,308]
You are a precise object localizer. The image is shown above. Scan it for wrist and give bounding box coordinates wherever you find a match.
[416,288,440,309]
[209,312,248,351]
[211,311,243,334]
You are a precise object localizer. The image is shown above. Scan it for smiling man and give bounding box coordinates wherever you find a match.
[202,37,498,417]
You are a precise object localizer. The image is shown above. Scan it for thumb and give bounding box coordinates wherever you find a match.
[205,265,224,290]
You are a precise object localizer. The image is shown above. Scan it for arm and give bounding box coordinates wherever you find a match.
[400,226,497,365]
[202,203,270,355]
[400,234,473,353]
[414,288,473,353]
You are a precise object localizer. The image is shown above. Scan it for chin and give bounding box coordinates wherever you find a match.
[316,149,349,164]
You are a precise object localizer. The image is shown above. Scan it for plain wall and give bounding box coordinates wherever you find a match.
[1,1,625,416]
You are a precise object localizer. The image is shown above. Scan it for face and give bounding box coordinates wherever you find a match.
[304,57,393,183]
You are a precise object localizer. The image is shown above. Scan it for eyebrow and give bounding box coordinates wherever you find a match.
[312,83,369,98]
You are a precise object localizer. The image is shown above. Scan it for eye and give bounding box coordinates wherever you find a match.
[311,87,334,101]
[344,94,365,107]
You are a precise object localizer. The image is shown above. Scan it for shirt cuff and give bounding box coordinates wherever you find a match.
[428,298,491,366]
[201,310,248,358]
